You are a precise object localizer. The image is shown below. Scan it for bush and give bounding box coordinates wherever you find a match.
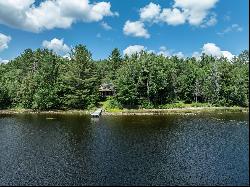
[103,97,123,111]
[139,100,154,109]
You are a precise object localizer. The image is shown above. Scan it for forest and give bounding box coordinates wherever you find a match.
[0,45,249,110]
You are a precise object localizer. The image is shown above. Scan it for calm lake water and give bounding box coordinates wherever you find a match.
[0,112,249,186]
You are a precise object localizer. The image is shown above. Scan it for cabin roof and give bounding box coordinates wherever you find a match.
[99,83,115,92]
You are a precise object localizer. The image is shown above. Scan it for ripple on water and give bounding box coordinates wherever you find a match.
[0,113,249,186]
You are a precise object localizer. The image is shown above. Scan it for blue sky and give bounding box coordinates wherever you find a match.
[0,0,249,61]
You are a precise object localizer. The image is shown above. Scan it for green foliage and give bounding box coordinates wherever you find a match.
[102,97,122,112]
[98,48,123,83]
[58,45,100,109]
[139,100,155,109]
[113,51,249,108]
[0,46,248,110]
[0,86,11,109]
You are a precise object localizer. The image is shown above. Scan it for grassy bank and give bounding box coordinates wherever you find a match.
[101,100,249,115]
[0,108,90,115]
[0,106,248,116]
[102,107,249,115]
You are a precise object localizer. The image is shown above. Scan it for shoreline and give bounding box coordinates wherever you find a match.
[103,107,249,115]
[0,107,248,116]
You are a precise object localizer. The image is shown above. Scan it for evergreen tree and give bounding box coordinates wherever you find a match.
[59,45,100,109]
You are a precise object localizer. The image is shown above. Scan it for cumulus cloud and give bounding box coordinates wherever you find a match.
[192,51,202,60]
[202,43,222,57]
[157,46,172,57]
[221,50,235,60]
[0,0,117,32]
[157,46,184,58]
[217,24,243,36]
[0,58,9,64]
[123,21,150,38]
[174,0,218,26]
[173,52,185,58]
[124,1,219,38]
[101,21,112,30]
[123,45,185,58]
[0,33,11,52]
[123,43,234,60]
[42,38,70,55]
[193,43,235,60]
[137,1,218,26]
[123,45,146,56]
[140,2,161,22]
[160,8,186,25]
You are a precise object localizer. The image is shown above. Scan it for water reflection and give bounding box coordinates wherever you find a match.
[90,117,100,125]
[0,112,248,186]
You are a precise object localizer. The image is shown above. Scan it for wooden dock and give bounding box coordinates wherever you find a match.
[91,108,102,118]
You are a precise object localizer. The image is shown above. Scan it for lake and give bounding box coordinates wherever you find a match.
[0,112,249,186]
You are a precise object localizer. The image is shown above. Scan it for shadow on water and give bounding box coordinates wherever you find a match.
[0,112,249,185]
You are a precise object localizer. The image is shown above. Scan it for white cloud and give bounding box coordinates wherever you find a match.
[125,1,219,38]
[217,24,243,36]
[201,43,234,60]
[148,50,156,54]
[0,33,11,52]
[1,0,34,9]
[123,43,234,60]
[140,2,161,22]
[157,46,184,58]
[193,43,235,60]
[123,20,150,38]
[62,53,71,60]
[101,21,112,30]
[221,51,234,60]
[157,46,172,57]
[0,58,9,64]
[123,45,185,58]
[173,52,185,58]
[174,0,218,10]
[0,0,117,32]
[192,51,202,60]
[42,38,70,55]
[232,24,243,31]
[174,0,219,25]
[202,43,221,57]
[123,45,146,56]
[157,51,169,57]
[160,8,186,25]
[201,13,217,28]
[137,1,218,27]
[192,51,200,57]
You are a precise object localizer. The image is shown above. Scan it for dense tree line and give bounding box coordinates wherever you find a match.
[0,44,249,110]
